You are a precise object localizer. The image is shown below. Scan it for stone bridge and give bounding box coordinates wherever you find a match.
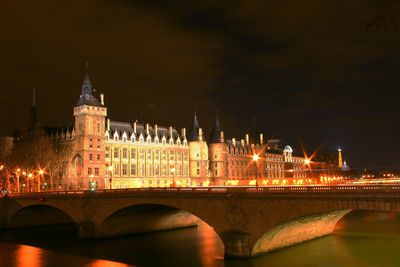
[1,185,400,258]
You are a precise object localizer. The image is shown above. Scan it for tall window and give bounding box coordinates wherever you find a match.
[97,154,101,161]
[95,168,99,176]
[88,168,93,175]
[105,147,110,158]
[130,164,137,176]
[139,149,144,160]
[122,148,128,159]
[155,163,160,176]
[114,148,119,158]
[122,164,128,176]
[89,154,93,161]
[147,150,152,161]
[131,149,136,159]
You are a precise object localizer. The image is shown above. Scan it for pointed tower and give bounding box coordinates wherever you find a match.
[208,111,228,184]
[338,147,343,169]
[73,63,107,190]
[188,112,200,142]
[187,113,209,185]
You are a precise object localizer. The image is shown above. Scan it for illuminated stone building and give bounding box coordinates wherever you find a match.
[8,67,315,190]
[104,120,190,189]
[207,119,311,186]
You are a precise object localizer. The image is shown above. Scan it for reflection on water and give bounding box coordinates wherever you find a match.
[1,211,400,267]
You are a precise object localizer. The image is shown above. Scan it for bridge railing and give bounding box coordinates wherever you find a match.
[5,184,400,197]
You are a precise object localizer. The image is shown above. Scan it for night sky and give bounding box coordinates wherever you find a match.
[1,0,400,169]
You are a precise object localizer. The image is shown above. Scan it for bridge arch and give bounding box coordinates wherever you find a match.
[9,204,77,229]
[96,202,223,241]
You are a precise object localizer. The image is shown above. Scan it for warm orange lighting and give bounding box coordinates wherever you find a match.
[16,245,42,267]
[252,154,260,162]
[28,173,33,178]
[89,260,130,267]
[248,180,257,186]
[0,165,4,170]
[304,158,311,165]
[38,169,44,175]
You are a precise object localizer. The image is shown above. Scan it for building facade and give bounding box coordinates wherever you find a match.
[9,68,316,190]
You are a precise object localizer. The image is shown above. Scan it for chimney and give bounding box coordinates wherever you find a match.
[220,130,224,142]
[169,126,173,137]
[181,128,186,138]
[241,139,245,146]
[232,138,236,145]
[107,118,110,131]
[100,94,105,105]
[245,134,250,145]
[260,133,264,145]
[133,122,137,134]
[146,123,149,135]
[198,128,203,141]
[155,124,158,136]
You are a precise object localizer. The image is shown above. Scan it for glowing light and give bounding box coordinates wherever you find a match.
[304,158,311,165]
[28,173,33,178]
[38,169,44,175]
[248,180,257,186]
[252,154,260,162]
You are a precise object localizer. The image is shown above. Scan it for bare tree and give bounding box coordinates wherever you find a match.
[5,134,73,191]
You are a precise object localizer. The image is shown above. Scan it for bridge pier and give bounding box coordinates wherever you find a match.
[221,231,253,259]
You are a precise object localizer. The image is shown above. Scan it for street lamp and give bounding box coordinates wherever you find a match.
[170,167,176,187]
[252,154,259,186]
[107,165,113,190]
[38,169,45,192]
[15,168,21,193]
[28,173,33,192]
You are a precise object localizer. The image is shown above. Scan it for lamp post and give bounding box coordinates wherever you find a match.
[170,167,176,187]
[253,154,259,186]
[38,169,45,191]
[15,168,21,193]
[28,173,33,192]
[108,165,113,190]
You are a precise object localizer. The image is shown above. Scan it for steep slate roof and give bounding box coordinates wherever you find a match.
[75,69,102,107]
[187,114,200,142]
[109,121,183,140]
[209,114,222,144]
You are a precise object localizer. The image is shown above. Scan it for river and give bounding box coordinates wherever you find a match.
[1,210,400,267]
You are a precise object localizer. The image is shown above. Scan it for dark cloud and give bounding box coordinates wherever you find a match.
[0,0,399,168]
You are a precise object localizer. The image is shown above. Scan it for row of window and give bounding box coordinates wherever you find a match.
[88,167,100,176]
[105,147,189,161]
[88,153,102,161]
[106,134,187,146]
[107,163,190,177]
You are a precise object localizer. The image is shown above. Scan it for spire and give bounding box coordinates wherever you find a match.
[210,110,222,143]
[75,62,102,107]
[188,112,200,141]
[82,61,92,95]
[338,147,343,169]
[29,81,38,127]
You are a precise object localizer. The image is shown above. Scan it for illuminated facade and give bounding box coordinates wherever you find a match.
[9,68,314,190]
